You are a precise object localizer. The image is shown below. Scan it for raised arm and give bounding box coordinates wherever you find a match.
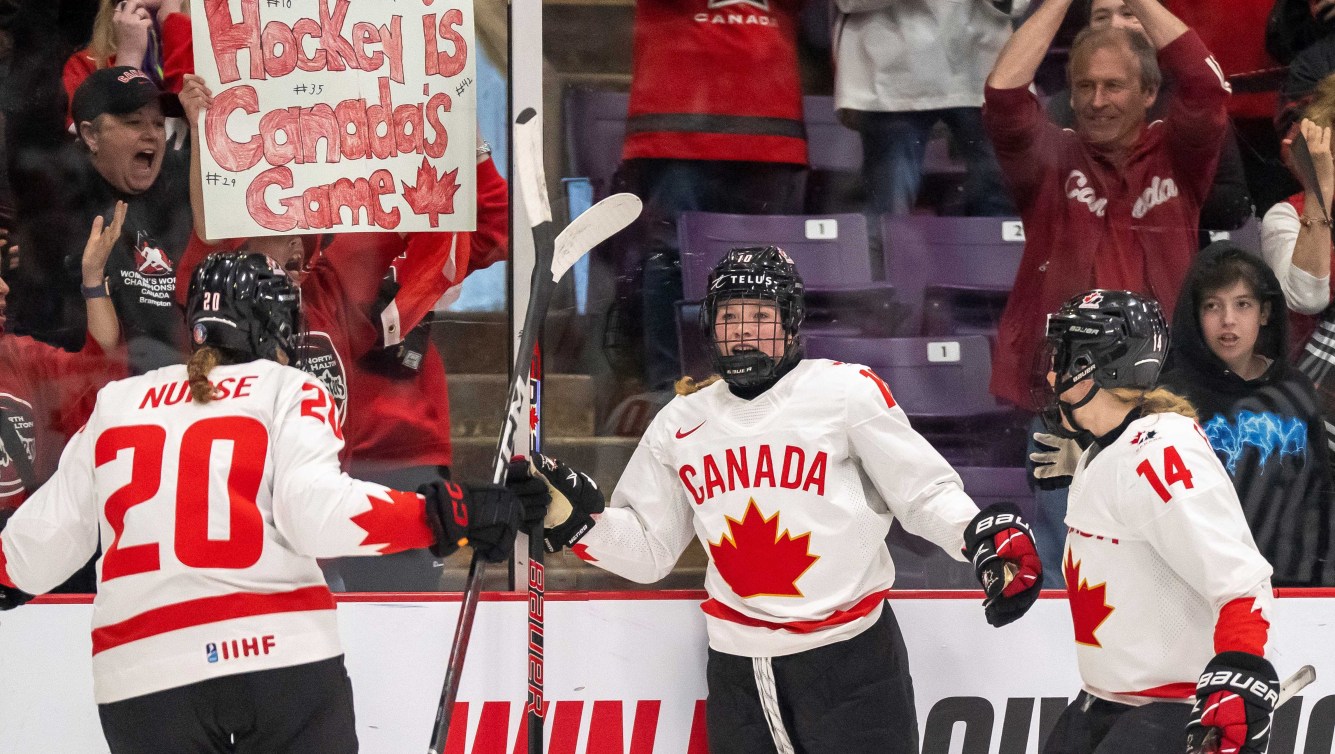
[987,0,1076,90]
[1122,0,1188,49]
[1290,118,1334,283]
[179,74,214,241]
[82,201,127,353]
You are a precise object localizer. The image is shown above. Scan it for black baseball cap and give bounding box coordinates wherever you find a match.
[71,66,183,125]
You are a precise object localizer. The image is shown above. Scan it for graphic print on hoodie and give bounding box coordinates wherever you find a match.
[1160,242,1335,586]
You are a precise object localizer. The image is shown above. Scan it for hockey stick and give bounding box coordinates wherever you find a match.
[1189,664,1317,754]
[426,109,641,753]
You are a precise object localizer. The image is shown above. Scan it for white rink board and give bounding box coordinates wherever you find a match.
[1,593,1333,753]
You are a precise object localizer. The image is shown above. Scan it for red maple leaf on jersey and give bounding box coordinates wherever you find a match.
[572,543,597,562]
[351,488,432,554]
[400,159,460,228]
[709,499,817,598]
[1064,549,1114,647]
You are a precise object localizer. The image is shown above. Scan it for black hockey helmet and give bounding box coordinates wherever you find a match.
[1037,289,1168,433]
[186,252,302,365]
[701,245,806,389]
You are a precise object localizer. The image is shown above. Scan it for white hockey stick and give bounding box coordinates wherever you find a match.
[427,109,640,753]
[1189,664,1316,754]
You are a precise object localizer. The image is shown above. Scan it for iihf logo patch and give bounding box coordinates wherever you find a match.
[192,323,207,345]
[1078,291,1104,308]
[205,643,219,663]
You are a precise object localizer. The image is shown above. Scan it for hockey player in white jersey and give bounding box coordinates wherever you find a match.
[0,252,548,753]
[535,245,1043,753]
[1037,290,1279,754]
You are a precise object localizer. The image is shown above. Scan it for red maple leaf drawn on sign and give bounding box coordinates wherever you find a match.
[1064,549,1114,647]
[351,488,431,554]
[709,499,818,598]
[400,159,460,228]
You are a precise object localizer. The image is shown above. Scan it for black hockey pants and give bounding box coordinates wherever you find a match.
[1043,690,1191,753]
[705,606,918,754]
[98,655,357,754]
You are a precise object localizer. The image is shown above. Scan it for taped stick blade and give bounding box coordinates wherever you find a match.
[514,107,553,228]
[551,193,643,282]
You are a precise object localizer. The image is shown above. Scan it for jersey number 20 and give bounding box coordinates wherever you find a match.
[96,417,268,581]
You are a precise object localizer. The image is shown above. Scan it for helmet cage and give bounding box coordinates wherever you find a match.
[700,246,806,388]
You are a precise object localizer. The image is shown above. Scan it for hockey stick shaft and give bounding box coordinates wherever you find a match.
[1190,664,1316,754]
[428,106,556,754]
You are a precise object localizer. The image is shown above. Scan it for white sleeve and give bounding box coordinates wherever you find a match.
[1130,433,1275,623]
[1261,201,1331,315]
[576,424,695,584]
[845,367,977,560]
[0,423,101,595]
[269,376,433,558]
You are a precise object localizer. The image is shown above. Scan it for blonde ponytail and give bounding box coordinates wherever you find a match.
[674,375,721,396]
[187,347,221,404]
[1106,386,1198,422]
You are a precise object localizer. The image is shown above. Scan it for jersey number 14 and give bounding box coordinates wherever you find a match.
[1135,445,1194,503]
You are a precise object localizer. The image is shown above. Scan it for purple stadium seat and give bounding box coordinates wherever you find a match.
[562,87,629,199]
[881,215,1025,336]
[804,334,1006,419]
[675,212,896,371]
[1211,216,1261,254]
[678,211,878,297]
[889,466,1034,589]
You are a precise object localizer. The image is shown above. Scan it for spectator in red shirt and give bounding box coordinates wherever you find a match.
[984,0,1228,584]
[62,0,192,127]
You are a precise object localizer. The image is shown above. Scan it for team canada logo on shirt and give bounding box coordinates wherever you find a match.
[0,394,37,505]
[1065,170,1108,217]
[134,235,174,277]
[1131,176,1179,219]
[1130,429,1158,446]
[696,0,777,24]
[709,499,817,598]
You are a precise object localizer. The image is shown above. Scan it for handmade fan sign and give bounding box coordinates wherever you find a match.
[192,0,477,238]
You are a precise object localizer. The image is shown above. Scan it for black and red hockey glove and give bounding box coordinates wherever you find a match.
[1186,651,1279,754]
[533,452,604,553]
[419,471,526,563]
[962,502,1043,627]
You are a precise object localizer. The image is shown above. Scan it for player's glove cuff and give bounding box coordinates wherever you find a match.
[419,480,471,558]
[962,502,1043,628]
[1186,652,1279,754]
[534,452,604,553]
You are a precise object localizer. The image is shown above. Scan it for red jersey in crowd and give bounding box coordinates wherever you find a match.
[1164,0,1277,121]
[0,334,123,509]
[337,157,510,474]
[622,0,808,165]
[982,31,1229,409]
[62,12,193,127]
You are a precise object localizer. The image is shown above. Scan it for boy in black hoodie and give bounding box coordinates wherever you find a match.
[1161,241,1335,586]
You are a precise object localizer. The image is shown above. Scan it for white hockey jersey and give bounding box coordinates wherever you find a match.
[1063,411,1274,705]
[0,360,434,704]
[578,359,980,657]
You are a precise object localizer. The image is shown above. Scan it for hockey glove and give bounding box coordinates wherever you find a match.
[1186,652,1279,754]
[419,478,523,563]
[533,452,604,553]
[0,581,32,611]
[962,502,1043,628]
[506,456,552,528]
[1029,432,1084,491]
